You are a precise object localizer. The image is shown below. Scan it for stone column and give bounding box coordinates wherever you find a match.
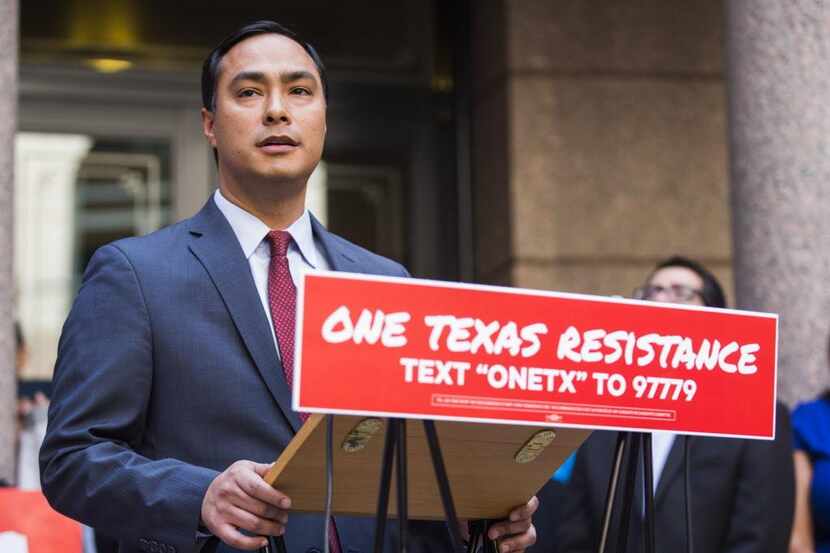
[15,134,92,380]
[0,0,18,484]
[726,1,830,407]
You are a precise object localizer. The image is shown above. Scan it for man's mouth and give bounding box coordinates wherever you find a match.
[257,135,299,152]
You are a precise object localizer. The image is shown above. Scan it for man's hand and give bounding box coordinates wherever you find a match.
[201,460,291,550]
[486,496,539,553]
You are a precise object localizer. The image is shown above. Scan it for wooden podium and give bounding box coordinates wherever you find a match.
[265,414,590,519]
[265,414,589,520]
[263,413,590,553]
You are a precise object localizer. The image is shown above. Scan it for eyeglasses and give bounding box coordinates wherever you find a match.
[633,284,704,303]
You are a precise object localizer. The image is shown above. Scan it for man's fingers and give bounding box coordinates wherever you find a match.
[202,460,293,550]
[243,475,292,509]
[233,462,292,509]
[485,497,538,553]
[252,462,274,477]
[488,518,532,540]
[495,524,537,553]
[457,520,471,541]
[235,494,289,523]
[225,505,286,537]
[508,495,539,521]
[214,523,268,551]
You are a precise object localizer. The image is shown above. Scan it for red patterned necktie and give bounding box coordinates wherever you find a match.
[266,230,341,553]
[266,230,301,401]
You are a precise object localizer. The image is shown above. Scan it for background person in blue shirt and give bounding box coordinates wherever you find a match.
[789,336,830,553]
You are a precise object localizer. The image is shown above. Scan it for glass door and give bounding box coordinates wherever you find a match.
[14,132,173,380]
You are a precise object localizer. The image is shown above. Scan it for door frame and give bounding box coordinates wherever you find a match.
[18,63,213,222]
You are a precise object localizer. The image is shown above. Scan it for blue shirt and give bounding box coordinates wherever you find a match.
[793,397,830,553]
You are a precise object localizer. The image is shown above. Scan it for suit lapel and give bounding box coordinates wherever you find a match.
[310,214,362,273]
[187,199,302,433]
[654,435,689,505]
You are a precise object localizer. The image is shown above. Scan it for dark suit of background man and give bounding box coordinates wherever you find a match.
[39,21,539,553]
[542,256,795,553]
[550,406,794,553]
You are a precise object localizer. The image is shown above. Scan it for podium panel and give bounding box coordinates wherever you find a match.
[265,414,589,520]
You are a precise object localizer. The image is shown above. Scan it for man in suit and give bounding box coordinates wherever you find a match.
[552,257,795,553]
[39,21,538,553]
[555,409,794,553]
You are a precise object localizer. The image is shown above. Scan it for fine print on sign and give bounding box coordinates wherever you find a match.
[294,271,778,439]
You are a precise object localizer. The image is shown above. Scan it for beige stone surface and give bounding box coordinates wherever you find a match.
[507,0,723,75]
[512,261,654,296]
[511,259,735,304]
[469,0,736,354]
[508,76,731,262]
[0,0,18,484]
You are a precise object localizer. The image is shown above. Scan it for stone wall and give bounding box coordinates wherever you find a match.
[472,0,733,302]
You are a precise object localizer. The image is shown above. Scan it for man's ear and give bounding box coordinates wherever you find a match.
[201,107,217,147]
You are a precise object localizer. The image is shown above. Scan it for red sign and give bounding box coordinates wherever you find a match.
[294,272,778,439]
[0,490,82,553]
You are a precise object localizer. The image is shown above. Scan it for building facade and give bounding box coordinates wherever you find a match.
[1,0,828,483]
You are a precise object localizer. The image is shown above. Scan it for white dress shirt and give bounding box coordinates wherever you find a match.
[650,431,676,491]
[212,189,331,359]
[635,431,676,516]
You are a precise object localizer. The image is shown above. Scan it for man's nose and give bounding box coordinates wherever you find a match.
[652,289,673,303]
[264,94,289,124]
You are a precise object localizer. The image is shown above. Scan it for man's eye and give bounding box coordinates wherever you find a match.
[238,89,259,98]
[290,87,312,96]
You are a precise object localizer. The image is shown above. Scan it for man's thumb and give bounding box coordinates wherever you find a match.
[252,462,274,477]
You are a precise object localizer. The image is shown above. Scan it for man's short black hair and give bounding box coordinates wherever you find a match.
[650,255,727,309]
[201,20,328,112]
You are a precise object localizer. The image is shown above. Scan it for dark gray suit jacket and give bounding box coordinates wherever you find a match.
[40,198,453,553]
[553,404,795,553]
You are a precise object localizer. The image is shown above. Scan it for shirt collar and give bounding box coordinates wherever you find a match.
[212,189,320,268]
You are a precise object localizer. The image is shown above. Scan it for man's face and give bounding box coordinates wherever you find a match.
[645,266,706,306]
[202,33,326,188]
